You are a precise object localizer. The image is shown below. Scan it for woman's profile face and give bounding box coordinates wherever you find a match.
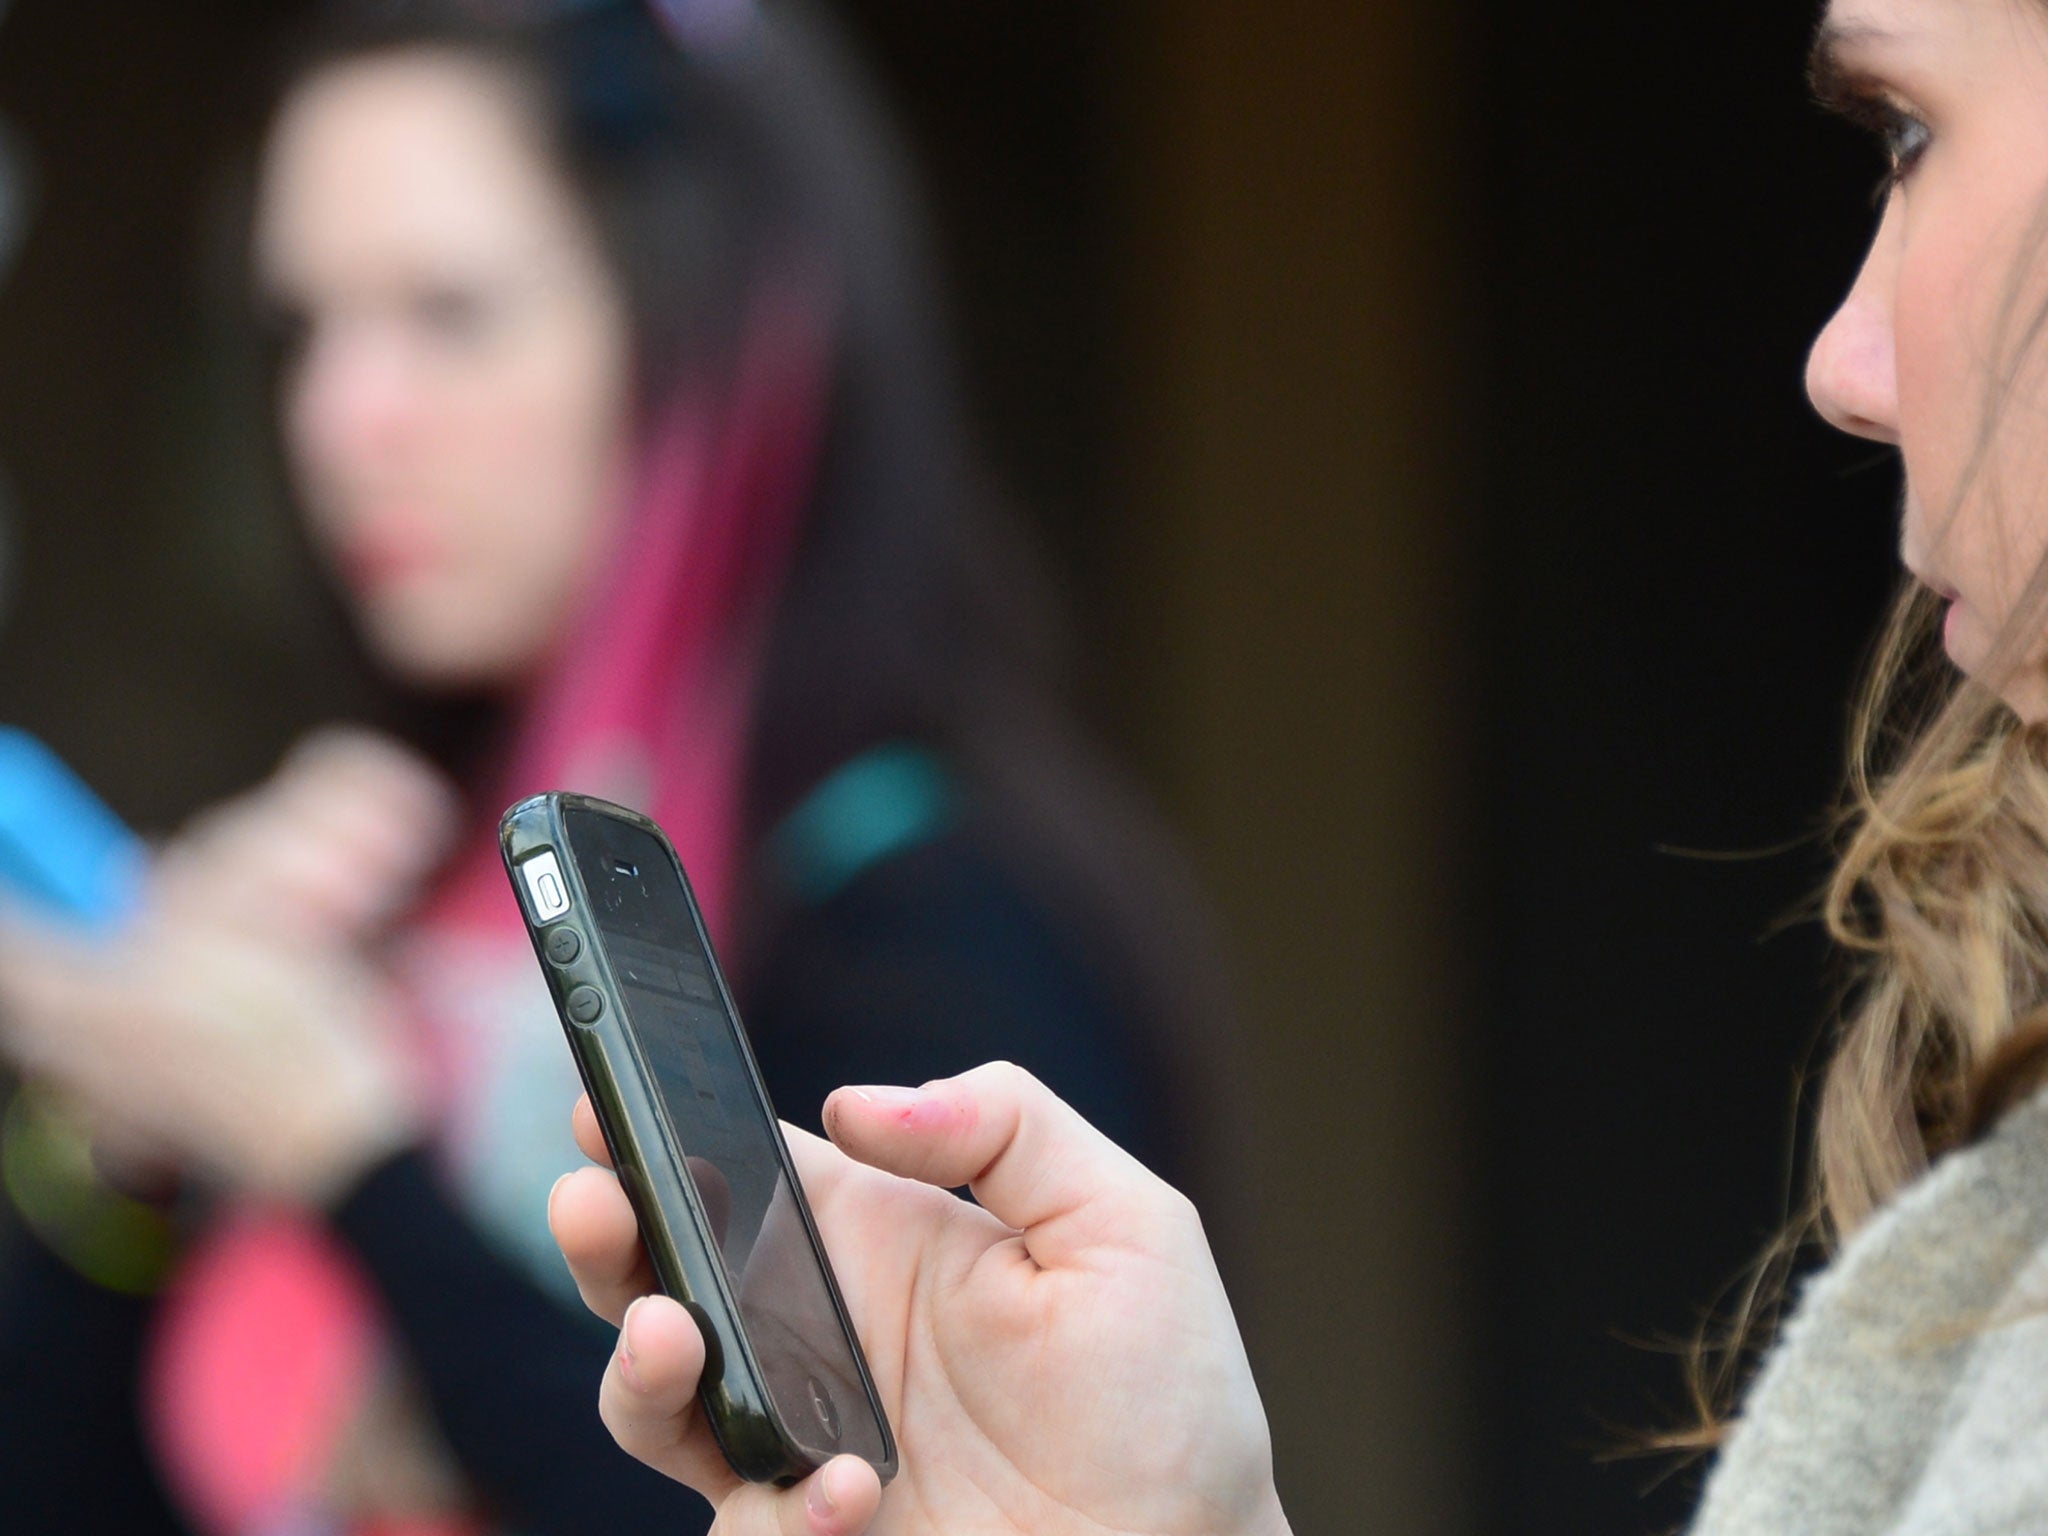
[255,52,633,693]
[1807,0,2048,718]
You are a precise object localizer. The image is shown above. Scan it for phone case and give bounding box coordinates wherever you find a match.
[500,792,897,1487]
[0,727,143,926]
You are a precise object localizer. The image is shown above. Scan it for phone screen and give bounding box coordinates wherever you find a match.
[563,809,886,1466]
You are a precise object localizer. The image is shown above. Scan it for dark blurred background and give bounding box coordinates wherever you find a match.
[0,1,1899,1532]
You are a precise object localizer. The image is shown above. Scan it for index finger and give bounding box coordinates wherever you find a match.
[574,1094,847,1192]
[549,1164,655,1325]
[822,1061,1183,1265]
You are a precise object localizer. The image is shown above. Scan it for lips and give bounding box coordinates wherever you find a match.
[332,520,443,591]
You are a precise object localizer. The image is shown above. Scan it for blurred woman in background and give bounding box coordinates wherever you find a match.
[0,2,1226,1532]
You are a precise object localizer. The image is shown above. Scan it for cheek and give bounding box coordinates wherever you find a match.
[1892,247,1977,535]
[1890,204,2047,609]
[450,331,632,599]
[1907,255,2048,624]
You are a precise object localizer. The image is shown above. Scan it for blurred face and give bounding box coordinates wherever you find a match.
[256,53,633,692]
[1807,0,2048,719]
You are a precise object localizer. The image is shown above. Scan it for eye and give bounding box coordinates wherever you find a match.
[1813,60,1936,208]
[1869,103,1932,204]
[408,285,496,344]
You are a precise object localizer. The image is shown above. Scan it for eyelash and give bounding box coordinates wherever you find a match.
[1867,103,1931,203]
[1822,84,1933,204]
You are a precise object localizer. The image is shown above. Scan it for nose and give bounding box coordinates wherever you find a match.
[1805,199,1902,445]
[287,317,421,477]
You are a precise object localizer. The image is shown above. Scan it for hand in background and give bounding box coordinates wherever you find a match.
[550,1061,1292,1536]
[0,727,457,1205]
[149,726,457,947]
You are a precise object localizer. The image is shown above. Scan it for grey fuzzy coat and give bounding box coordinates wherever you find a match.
[1690,1091,2048,1534]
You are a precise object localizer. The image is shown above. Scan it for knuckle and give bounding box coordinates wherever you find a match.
[571,1277,619,1325]
[595,1376,632,1443]
[1150,1180,1203,1234]
[972,1059,1043,1099]
[597,1376,670,1462]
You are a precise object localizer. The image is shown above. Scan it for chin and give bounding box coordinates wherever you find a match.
[1996,675,2048,725]
[359,614,534,697]
[1961,637,2048,725]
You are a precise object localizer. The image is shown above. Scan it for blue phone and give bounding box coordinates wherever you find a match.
[0,728,143,926]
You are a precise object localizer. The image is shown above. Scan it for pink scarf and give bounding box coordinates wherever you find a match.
[141,287,832,1536]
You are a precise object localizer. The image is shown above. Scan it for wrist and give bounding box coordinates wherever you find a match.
[1235,1488,1291,1536]
[257,978,427,1209]
[282,1090,423,1211]
[1202,1478,1289,1536]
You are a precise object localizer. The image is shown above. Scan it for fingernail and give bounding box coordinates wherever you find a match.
[806,1459,842,1523]
[546,1172,569,1223]
[845,1083,954,1134]
[849,1085,923,1108]
[618,1297,646,1391]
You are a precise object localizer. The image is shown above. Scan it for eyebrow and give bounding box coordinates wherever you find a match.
[1807,22,1896,112]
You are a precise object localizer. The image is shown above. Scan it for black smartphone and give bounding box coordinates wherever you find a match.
[500,792,896,1486]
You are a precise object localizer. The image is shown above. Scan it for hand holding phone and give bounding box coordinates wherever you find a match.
[550,1062,1293,1536]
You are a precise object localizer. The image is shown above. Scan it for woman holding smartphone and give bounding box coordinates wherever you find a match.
[0,3,1223,1533]
[553,0,2048,1531]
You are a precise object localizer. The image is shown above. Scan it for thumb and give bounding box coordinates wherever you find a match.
[712,1455,882,1536]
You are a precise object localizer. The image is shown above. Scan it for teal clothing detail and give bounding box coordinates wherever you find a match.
[768,742,960,905]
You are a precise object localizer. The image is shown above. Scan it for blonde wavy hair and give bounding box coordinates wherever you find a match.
[1681,189,2048,1437]
[1820,602,2048,1231]
[1673,598,2048,1445]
